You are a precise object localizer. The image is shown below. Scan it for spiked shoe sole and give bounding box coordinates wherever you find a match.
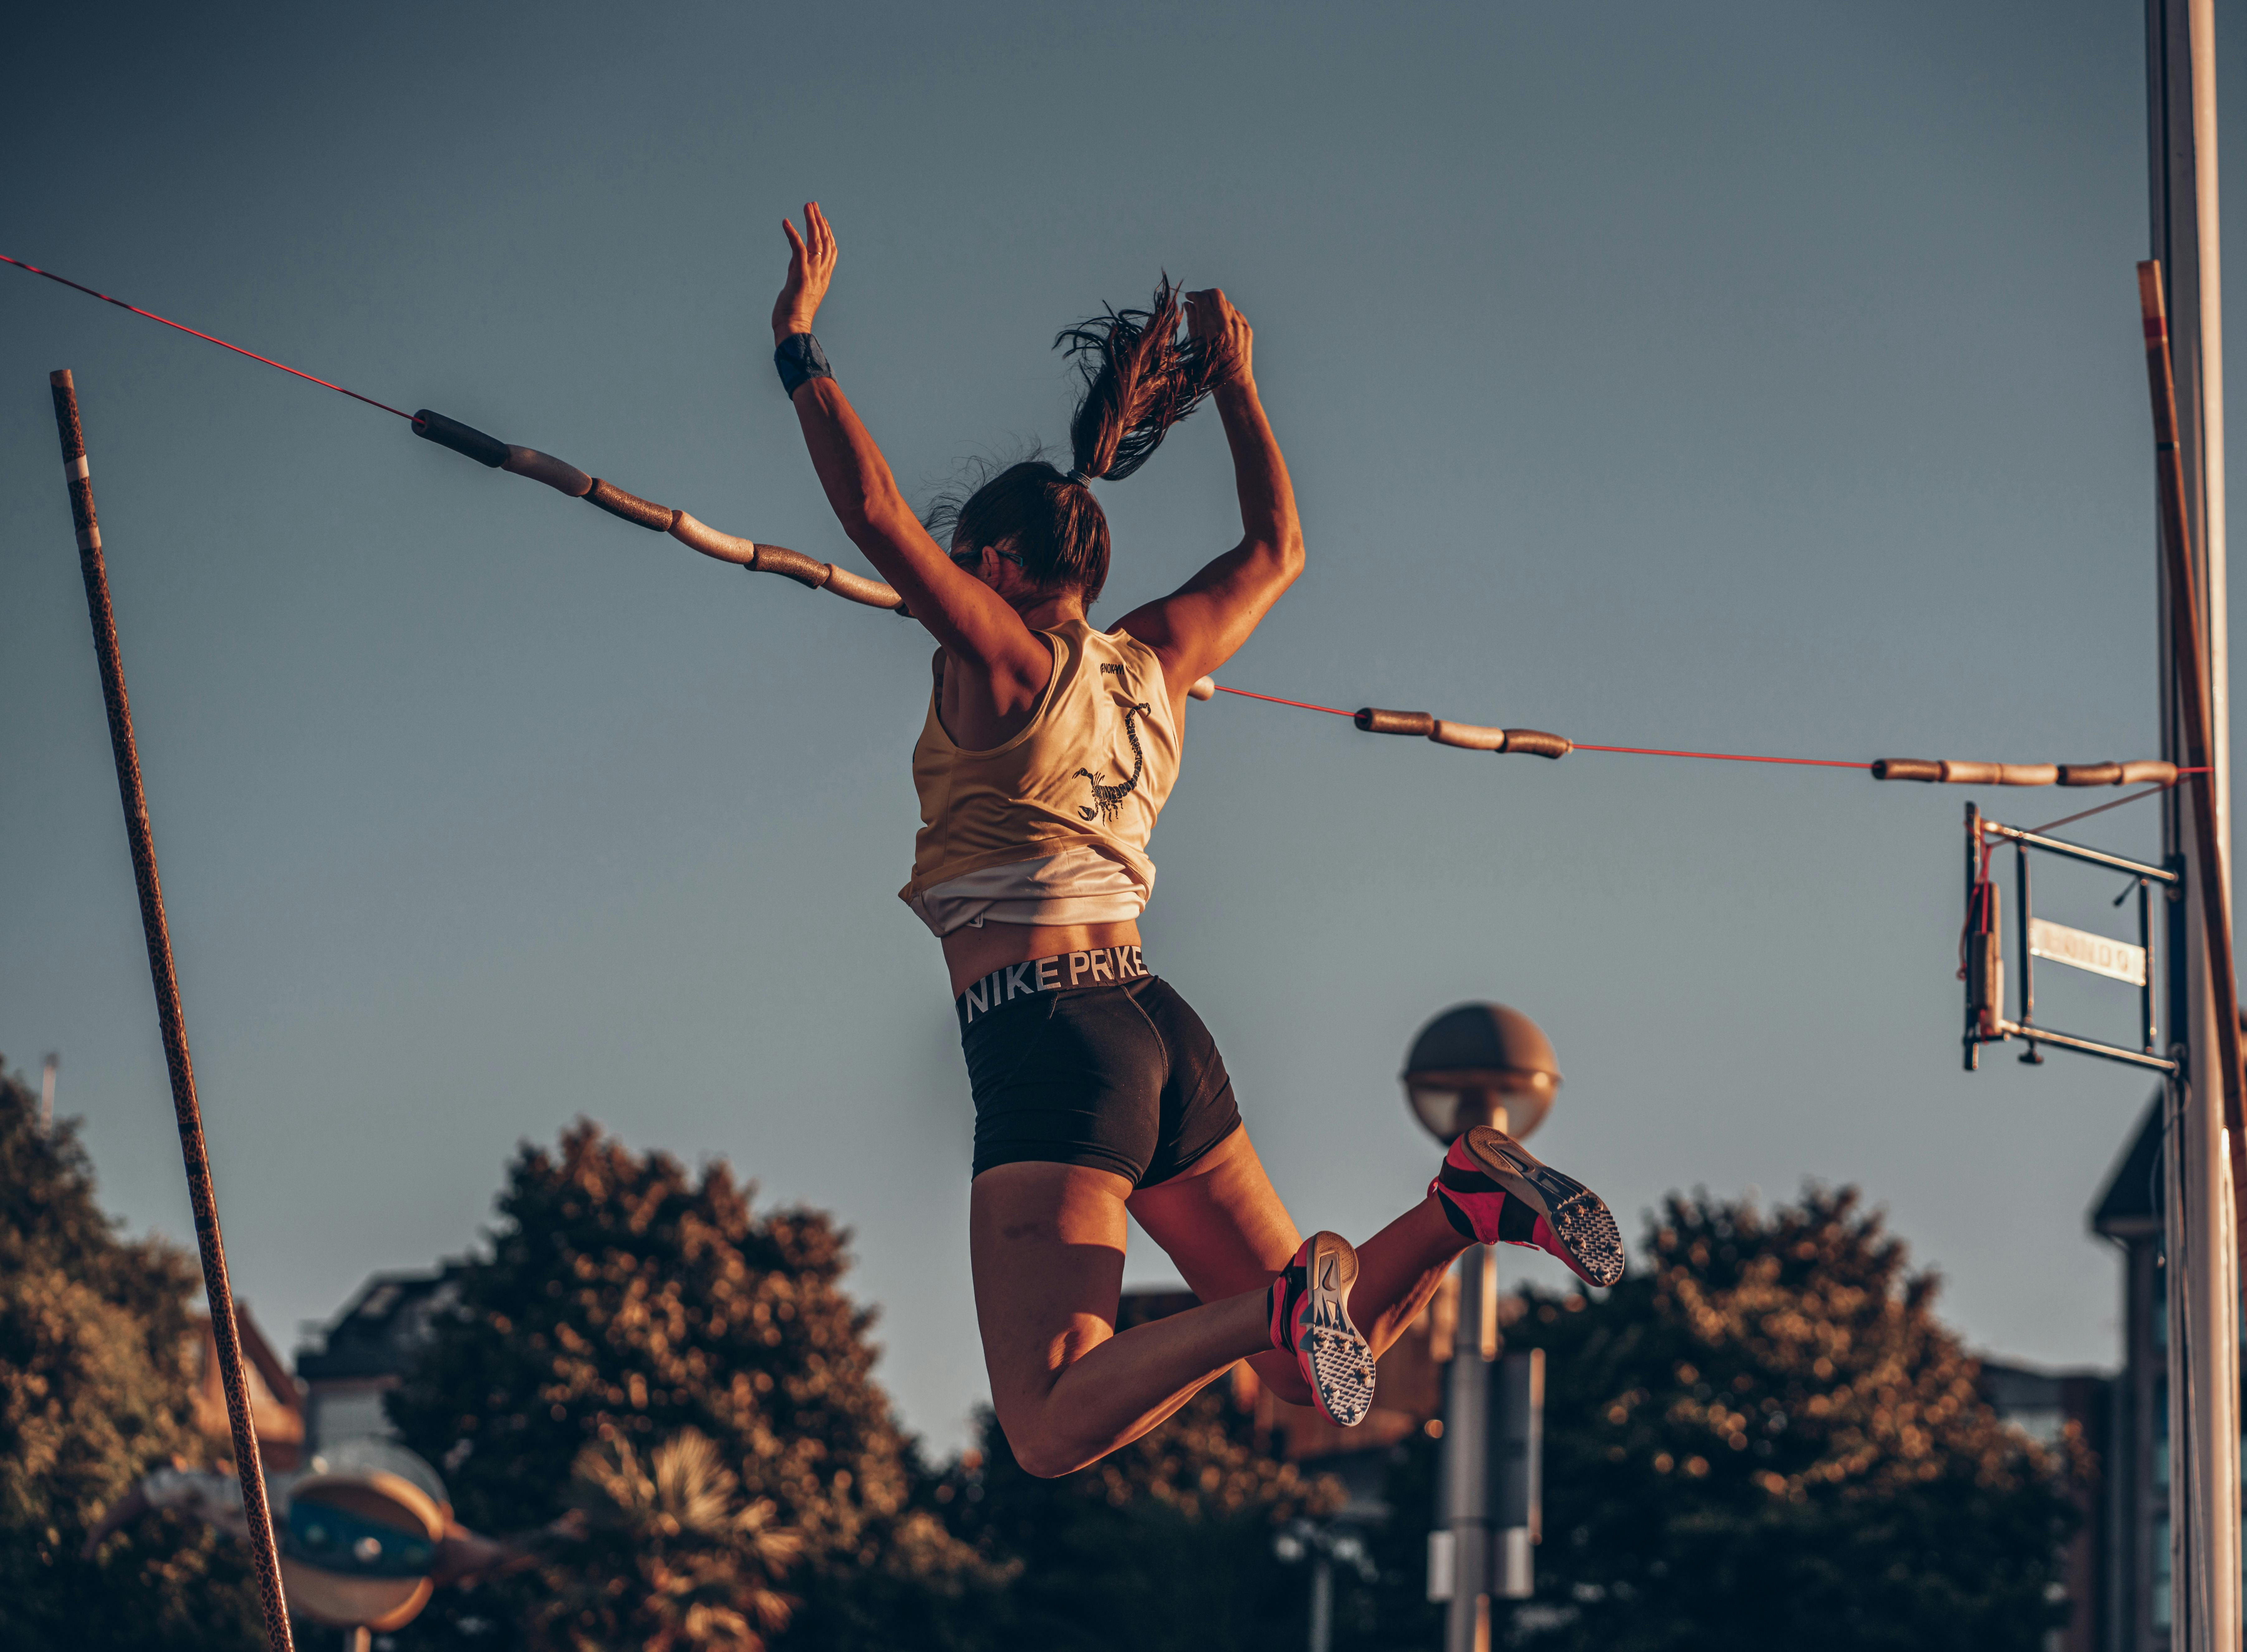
[1298,1231,1376,1427]
[1461,1126,1627,1288]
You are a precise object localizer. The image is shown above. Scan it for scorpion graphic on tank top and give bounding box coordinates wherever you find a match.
[1075,665,1152,823]
[901,620,1181,924]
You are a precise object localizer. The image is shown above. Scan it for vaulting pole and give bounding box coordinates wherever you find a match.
[48,370,296,1652]
[2145,2,2238,1644]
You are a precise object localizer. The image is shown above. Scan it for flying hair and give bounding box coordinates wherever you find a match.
[925,277,1233,607]
[1060,275,1234,482]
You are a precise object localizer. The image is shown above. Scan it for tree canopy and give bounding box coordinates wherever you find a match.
[936,1366,1342,1652]
[0,1056,263,1652]
[384,1120,998,1651]
[3,1065,2089,1651]
[1480,1184,2083,1652]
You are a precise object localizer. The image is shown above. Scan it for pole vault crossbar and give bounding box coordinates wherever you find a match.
[1962,801,2178,1076]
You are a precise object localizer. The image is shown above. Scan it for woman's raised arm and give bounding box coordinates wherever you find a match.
[767,204,1050,691]
[1112,290,1305,695]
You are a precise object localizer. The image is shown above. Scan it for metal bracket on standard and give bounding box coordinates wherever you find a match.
[1961,801,2178,1075]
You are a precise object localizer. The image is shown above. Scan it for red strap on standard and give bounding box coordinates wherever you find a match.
[1958,832,2000,984]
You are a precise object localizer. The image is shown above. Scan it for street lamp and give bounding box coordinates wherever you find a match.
[1402,1001,1561,1146]
[1405,1002,1556,1652]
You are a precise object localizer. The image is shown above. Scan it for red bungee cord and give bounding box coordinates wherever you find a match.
[1211,687,1867,770]
[1209,686,1354,717]
[1210,684,2202,786]
[1,251,413,420]
[1570,741,1867,770]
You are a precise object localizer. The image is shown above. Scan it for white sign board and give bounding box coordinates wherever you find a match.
[2027,917,2147,988]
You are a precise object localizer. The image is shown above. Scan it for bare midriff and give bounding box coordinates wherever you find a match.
[941,919,1146,999]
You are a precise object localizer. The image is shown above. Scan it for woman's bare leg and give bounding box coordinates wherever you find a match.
[1125,1127,1313,1403]
[972,1137,1479,1472]
[1128,1129,1472,1394]
[1350,1195,1473,1352]
[970,1160,1276,1478]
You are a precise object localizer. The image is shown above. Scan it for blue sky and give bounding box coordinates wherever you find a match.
[1,0,2230,1450]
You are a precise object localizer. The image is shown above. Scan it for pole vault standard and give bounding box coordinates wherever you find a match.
[48,371,296,1652]
[2139,272,2245,1152]
[2147,2,2238,1646]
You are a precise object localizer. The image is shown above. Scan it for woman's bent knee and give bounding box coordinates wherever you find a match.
[1000,1415,1090,1480]
[1248,1349,1315,1409]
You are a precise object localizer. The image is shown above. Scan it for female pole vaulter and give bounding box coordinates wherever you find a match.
[760,202,1624,1475]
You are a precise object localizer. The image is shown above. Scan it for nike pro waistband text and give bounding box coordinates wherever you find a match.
[956,945,1150,1028]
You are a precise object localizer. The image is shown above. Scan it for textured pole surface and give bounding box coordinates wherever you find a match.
[2145,251,2243,1652]
[2145,3,2239,1639]
[49,370,297,1652]
[2141,265,2247,1184]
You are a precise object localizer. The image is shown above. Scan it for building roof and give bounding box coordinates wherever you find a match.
[295,1263,468,1384]
[187,1305,306,1470]
[2090,1094,2164,1240]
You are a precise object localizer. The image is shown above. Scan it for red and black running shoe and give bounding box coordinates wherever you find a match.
[1268,1231,1376,1427]
[1431,1125,1626,1288]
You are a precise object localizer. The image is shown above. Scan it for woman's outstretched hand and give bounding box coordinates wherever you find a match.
[1185,288,1253,389]
[774,202,838,344]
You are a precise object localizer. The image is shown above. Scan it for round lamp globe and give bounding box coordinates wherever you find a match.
[1402,1002,1561,1145]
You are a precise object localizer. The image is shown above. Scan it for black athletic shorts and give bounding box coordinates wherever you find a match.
[956,947,1243,1186]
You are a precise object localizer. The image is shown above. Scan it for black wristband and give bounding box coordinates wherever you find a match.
[774,332,833,397]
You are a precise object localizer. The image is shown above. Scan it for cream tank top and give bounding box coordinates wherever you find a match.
[902,620,1180,937]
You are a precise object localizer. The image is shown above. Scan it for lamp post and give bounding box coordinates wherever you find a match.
[1404,1003,1560,1652]
[1273,1519,1375,1652]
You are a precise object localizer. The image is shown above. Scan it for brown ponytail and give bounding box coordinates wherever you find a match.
[925,276,1228,609]
[1060,275,1233,482]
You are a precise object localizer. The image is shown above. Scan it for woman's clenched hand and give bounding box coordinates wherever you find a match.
[1185,287,1253,390]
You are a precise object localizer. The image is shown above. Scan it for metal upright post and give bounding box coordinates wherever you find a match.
[1307,1544,1332,1652]
[1405,1010,1562,1650]
[48,371,296,1652]
[1438,1244,1497,1652]
[2015,843,2040,1063]
[1492,1349,1544,1600]
[2146,3,2239,1645]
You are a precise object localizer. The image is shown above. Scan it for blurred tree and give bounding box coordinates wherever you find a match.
[538,1427,800,1651]
[384,1120,997,1651]
[0,1055,264,1652]
[933,1297,1345,1652]
[1470,1184,2083,1652]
